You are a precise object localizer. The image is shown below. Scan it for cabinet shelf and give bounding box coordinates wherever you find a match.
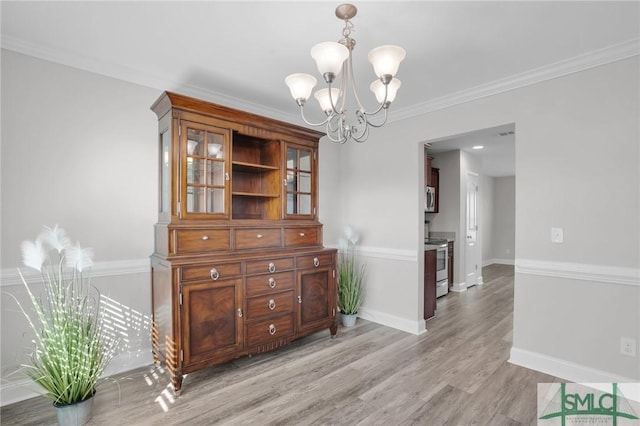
[232,192,279,198]
[232,161,279,173]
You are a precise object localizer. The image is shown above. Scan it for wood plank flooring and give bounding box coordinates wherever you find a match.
[1,264,559,425]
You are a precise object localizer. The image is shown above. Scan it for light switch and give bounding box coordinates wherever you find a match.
[551,227,563,243]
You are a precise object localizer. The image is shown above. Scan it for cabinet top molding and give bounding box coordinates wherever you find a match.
[151,91,324,140]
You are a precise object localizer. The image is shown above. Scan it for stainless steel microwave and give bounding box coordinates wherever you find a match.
[425,186,435,212]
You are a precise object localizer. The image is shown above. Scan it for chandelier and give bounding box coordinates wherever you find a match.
[285,4,406,143]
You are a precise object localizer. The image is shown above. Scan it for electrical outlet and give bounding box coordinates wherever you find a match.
[551,227,564,243]
[620,337,637,357]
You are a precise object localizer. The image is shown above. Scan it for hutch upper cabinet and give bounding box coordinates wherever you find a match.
[150,92,337,393]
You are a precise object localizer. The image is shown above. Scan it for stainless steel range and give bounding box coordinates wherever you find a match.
[425,238,448,297]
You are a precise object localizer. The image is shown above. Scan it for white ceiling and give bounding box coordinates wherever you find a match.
[1,1,638,177]
[426,123,516,177]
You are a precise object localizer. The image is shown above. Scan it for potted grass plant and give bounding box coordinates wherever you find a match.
[337,226,366,327]
[8,225,117,426]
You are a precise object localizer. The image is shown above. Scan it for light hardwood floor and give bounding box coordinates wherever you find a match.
[1,264,559,425]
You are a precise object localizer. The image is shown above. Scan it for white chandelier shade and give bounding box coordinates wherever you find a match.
[285,73,317,105]
[284,3,406,143]
[314,88,342,113]
[370,78,401,104]
[368,45,407,80]
[310,42,350,79]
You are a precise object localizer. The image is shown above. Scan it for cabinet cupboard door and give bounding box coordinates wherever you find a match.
[180,120,230,219]
[297,266,335,333]
[284,143,316,219]
[181,279,242,366]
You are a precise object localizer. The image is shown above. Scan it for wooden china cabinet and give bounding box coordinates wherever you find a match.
[150,92,337,393]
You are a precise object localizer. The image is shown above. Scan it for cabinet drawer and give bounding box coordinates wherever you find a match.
[246,314,294,347]
[245,257,294,275]
[246,290,294,319]
[246,271,295,297]
[235,228,281,250]
[174,229,230,254]
[181,262,242,282]
[284,227,319,247]
[296,253,334,269]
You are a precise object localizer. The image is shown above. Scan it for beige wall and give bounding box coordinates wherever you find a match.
[1,50,160,404]
[322,56,639,380]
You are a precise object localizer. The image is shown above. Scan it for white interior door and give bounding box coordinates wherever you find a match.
[465,172,479,287]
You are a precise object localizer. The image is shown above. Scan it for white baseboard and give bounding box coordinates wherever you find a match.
[483,258,515,267]
[0,350,153,407]
[509,346,637,384]
[357,307,426,335]
[450,282,467,292]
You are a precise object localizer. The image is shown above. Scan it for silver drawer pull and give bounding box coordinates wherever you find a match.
[297,296,302,304]
[268,299,276,310]
[237,308,243,318]
[257,234,263,239]
[269,324,276,335]
[210,268,219,281]
[268,278,276,289]
[299,232,305,237]
[202,235,209,241]
[313,257,320,268]
[268,262,276,273]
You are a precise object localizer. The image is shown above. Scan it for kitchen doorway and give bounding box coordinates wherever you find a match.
[422,123,515,293]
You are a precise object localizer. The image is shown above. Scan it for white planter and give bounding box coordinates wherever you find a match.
[55,394,94,426]
[341,313,357,327]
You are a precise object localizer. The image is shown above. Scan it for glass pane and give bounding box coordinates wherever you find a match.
[186,187,206,213]
[186,158,205,184]
[299,149,311,171]
[287,148,296,169]
[299,195,311,215]
[299,172,311,192]
[286,171,296,192]
[207,133,224,159]
[187,128,204,156]
[207,188,225,213]
[160,132,170,213]
[287,194,296,214]
[208,161,225,185]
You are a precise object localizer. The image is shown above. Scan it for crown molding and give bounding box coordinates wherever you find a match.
[391,38,640,121]
[0,35,300,125]
[3,35,638,125]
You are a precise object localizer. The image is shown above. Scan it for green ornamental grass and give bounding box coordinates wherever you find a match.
[337,226,365,315]
[10,225,118,406]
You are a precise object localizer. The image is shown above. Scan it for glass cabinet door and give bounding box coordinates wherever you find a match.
[285,144,315,218]
[182,121,230,218]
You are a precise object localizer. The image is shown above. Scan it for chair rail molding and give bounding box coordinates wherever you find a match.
[515,258,640,287]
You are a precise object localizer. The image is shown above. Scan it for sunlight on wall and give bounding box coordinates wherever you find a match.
[101,295,151,362]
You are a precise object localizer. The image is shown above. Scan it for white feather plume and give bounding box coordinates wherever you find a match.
[39,225,71,254]
[343,225,359,245]
[65,242,94,272]
[21,239,46,271]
